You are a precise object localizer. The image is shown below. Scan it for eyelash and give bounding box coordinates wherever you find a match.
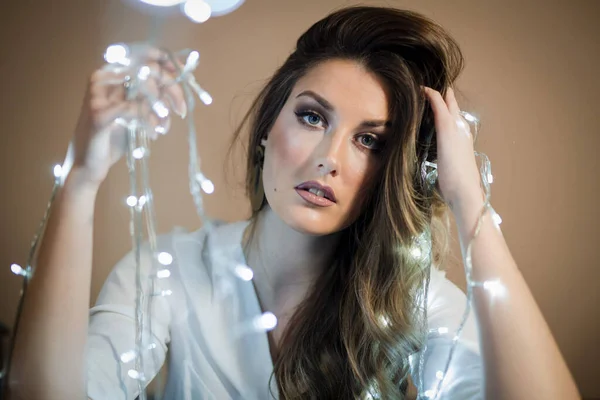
[294,109,384,152]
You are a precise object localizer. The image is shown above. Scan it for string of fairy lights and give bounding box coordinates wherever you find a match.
[5,1,504,399]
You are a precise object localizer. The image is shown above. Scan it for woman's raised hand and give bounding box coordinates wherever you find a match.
[66,46,187,191]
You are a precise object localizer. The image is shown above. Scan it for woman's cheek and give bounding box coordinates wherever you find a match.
[271,125,315,171]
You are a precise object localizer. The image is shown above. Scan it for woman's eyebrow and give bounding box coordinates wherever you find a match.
[296,90,335,111]
[295,90,391,129]
[360,120,391,129]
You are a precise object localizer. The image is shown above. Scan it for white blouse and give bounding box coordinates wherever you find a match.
[86,220,484,399]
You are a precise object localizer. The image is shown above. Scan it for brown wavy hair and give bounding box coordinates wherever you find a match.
[229,6,464,399]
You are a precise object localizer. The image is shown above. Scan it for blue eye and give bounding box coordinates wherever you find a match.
[295,110,326,128]
[305,114,321,125]
[357,134,383,151]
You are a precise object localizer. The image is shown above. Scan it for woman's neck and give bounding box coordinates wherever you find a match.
[242,205,340,319]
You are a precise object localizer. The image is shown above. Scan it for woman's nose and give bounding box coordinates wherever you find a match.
[314,131,345,177]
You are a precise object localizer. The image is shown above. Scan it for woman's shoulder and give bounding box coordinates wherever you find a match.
[156,219,250,259]
[102,219,250,288]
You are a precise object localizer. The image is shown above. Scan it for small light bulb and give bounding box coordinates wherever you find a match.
[126,196,138,207]
[132,147,145,159]
[186,51,200,68]
[379,315,390,327]
[462,111,478,122]
[157,269,171,278]
[183,0,212,23]
[483,279,506,297]
[201,179,214,194]
[424,389,436,398]
[104,44,130,65]
[10,263,27,277]
[127,369,146,380]
[438,327,449,334]
[487,173,494,184]
[205,0,245,16]
[137,66,151,80]
[157,252,173,265]
[436,370,444,380]
[160,289,173,296]
[120,350,136,363]
[53,164,63,178]
[492,211,502,226]
[410,247,422,258]
[254,312,277,331]
[152,101,169,118]
[234,264,253,281]
[139,0,185,5]
[199,91,213,105]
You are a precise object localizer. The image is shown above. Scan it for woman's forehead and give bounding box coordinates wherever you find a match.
[292,59,390,121]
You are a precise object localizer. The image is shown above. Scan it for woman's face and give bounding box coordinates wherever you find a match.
[262,59,391,236]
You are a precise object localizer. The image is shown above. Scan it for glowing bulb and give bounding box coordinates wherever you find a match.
[132,147,146,159]
[159,290,173,296]
[104,44,130,65]
[127,369,146,380]
[120,350,136,363]
[137,195,147,207]
[157,252,173,265]
[195,173,215,194]
[201,179,214,194]
[10,263,27,277]
[254,312,277,331]
[183,0,212,23]
[438,327,449,334]
[234,264,253,281]
[139,0,185,6]
[487,173,494,184]
[424,389,436,398]
[152,101,169,118]
[483,280,506,297]
[199,91,213,105]
[126,196,138,207]
[53,164,63,178]
[157,269,171,278]
[203,0,245,16]
[186,51,200,68]
[410,247,422,258]
[492,211,502,226]
[436,370,445,380]
[137,66,151,80]
[379,315,390,327]
[462,112,478,122]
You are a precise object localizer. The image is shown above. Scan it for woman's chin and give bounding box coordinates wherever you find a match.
[279,207,344,236]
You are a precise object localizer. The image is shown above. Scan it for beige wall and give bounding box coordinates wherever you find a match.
[1,0,598,397]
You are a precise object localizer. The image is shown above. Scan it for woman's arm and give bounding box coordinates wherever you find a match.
[452,192,580,400]
[422,85,579,399]
[8,170,99,400]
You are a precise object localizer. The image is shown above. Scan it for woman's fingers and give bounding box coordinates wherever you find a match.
[445,87,461,116]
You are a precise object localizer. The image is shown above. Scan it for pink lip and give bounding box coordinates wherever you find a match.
[295,181,337,203]
[295,188,336,207]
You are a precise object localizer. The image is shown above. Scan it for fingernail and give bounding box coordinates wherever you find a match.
[178,102,187,119]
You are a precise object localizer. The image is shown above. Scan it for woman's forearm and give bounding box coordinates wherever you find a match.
[452,194,580,400]
[8,169,99,400]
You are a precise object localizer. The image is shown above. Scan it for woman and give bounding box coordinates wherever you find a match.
[8,6,579,400]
